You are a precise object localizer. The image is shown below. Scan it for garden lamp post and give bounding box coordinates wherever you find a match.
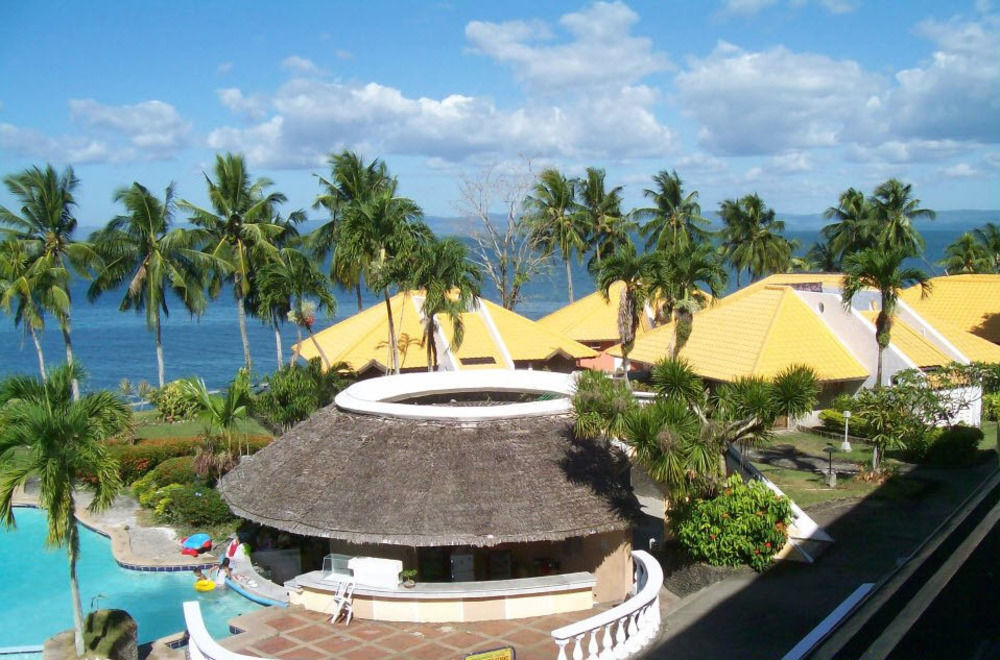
[824,445,837,488]
[842,410,852,452]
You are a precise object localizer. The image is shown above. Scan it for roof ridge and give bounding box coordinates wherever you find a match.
[749,287,789,375]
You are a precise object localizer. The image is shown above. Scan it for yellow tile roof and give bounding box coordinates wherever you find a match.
[615,285,868,382]
[901,274,1000,345]
[481,298,598,361]
[537,281,639,344]
[721,273,847,305]
[293,291,596,373]
[860,311,952,368]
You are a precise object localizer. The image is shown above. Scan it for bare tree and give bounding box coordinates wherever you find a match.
[456,162,549,310]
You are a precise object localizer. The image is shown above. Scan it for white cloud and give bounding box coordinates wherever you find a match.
[676,41,883,155]
[465,2,670,93]
[216,88,269,121]
[886,13,1000,143]
[674,152,729,173]
[281,55,323,75]
[845,139,964,164]
[984,151,1000,170]
[720,0,779,15]
[0,123,112,164]
[68,99,191,157]
[768,151,812,173]
[334,49,353,60]
[216,62,233,75]
[817,0,859,13]
[940,162,979,178]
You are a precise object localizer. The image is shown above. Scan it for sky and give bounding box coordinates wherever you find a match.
[1,0,998,232]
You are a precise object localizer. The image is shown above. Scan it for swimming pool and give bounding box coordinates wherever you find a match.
[0,507,262,649]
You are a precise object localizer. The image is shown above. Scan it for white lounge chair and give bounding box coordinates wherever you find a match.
[329,578,356,626]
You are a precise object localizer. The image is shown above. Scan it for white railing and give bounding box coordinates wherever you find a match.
[183,601,264,660]
[550,550,663,660]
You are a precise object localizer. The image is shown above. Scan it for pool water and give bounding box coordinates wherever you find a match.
[0,508,262,648]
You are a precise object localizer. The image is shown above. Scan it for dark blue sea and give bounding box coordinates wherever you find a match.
[0,230,966,391]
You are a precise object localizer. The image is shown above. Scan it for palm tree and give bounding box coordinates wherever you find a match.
[338,182,429,374]
[972,222,1000,272]
[637,170,710,253]
[940,232,990,274]
[842,247,931,389]
[0,364,130,656]
[595,240,657,386]
[719,194,793,286]
[870,178,935,257]
[180,368,252,457]
[312,151,392,312]
[526,169,586,302]
[0,240,66,380]
[804,241,839,272]
[0,165,95,400]
[180,154,287,372]
[575,167,630,269]
[648,243,727,356]
[88,182,214,388]
[822,187,875,266]
[255,247,336,369]
[410,237,482,371]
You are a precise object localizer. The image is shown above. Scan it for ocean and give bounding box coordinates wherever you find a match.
[0,229,971,391]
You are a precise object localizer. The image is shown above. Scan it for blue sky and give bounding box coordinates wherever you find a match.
[1,1,997,231]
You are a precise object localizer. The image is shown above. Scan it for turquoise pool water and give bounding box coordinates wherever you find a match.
[0,508,262,648]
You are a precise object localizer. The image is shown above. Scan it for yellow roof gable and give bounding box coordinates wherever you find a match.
[721,273,847,306]
[436,312,508,369]
[481,298,598,361]
[538,281,638,344]
[618,286,868,382]
[901,274,1000,345]
[860,311,951,368]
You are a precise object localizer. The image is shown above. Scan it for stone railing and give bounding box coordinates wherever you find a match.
[182,601,261,660]
[550,550,663,660]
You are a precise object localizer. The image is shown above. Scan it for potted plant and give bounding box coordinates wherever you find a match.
[400,569,418,588]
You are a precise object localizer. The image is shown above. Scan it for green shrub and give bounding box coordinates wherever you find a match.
[149,380,199,422]
[133,456,199,502]
[923,425,983,467]
[983,393,1000,422]
[252,359,354,432]
[155,485,234,527]
[819,409,870,437]
[673,474,792,572]
[107,435,273,484]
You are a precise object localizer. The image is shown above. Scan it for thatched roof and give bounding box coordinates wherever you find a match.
[218,407,637,548]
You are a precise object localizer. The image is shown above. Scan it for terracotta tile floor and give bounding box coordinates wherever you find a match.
[218,605,611,659]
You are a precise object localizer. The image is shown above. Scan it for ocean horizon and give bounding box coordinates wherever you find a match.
[0,228,985,392]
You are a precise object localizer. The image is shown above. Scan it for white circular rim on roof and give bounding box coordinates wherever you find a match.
[334,369,576,421]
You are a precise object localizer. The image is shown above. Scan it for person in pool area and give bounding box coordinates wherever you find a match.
[212,558,233,587]
[193,568,207,582]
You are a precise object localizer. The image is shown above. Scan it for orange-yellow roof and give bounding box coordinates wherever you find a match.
[614,285,868,382]
[721,273,847,305]
[860,311,951,368]
[901,274,1000,346]
[294,291,596,373]
[538,281,650,344]
[480,298,598,362]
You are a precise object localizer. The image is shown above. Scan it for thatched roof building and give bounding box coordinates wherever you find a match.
[218,407,637,548]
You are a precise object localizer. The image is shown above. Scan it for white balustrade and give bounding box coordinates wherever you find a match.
[182,601,264,660]
[551,550,663,660]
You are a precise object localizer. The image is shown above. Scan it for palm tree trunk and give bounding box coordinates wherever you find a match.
[29,325,47,382]
[356,283,363,313]
[155,311,165,388]
[875,343,885,389]
[384,287,400,374]
[565,258,575,303]
[236,293,252,372]
[622,352,632,389]
[290,327,303,367]
[62,318,79,401]
[67,518,85,656]
[307,326,331,370]
[272,317,284,369]
[425,323,434,373]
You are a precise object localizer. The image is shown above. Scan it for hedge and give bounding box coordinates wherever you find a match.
[102,435,272,484]
[818,409,871,438]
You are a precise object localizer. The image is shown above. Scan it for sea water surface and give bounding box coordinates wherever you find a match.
[0,230,960,391]
[0,507,260,649]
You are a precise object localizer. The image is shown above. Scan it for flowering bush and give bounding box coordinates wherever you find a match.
[673,474,792,572]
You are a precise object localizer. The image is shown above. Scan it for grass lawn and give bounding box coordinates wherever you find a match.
[132,411,271,440]
[773,430,875,465]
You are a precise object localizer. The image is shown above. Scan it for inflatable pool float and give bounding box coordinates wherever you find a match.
[194,579,216,592]
[180,533,212,556]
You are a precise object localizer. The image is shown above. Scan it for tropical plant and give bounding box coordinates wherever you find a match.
[179,368,252,456]
[870,178,935,257]
[637,170,710,253]
[821,187,875,266]
[0,164,96,399]
[594,240,658,385]
[940,232,991,274]
[410,237,482,371]
[526,168,586,302]
[576,167,631,269]
[89,182,213,387]
[252,358,353,432]
[312,151,393,312]
[180,153,287,372]
[647,243,727,357]
[0,363,130,656]
[841,247,931,387]
[571,369,639,441]
[972,222,1000,272]
[0,239,64,380]
[719,194,793,287]
[804,241,839,272]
